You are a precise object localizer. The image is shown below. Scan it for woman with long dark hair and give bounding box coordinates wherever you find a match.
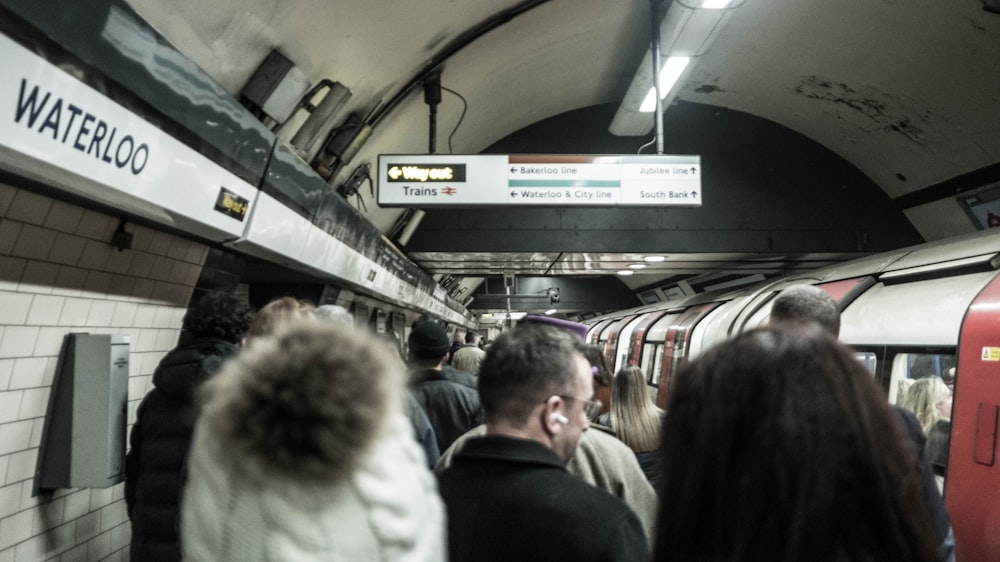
[653,325,939,562]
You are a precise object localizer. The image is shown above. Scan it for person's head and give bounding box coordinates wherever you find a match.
[478,322,594,461]
[245,297,315,342]
[407,321,451,368]
[653,325,938,561]
[464,331,481,345]
[900,376,953,433]
[609,366,661,452]
[943,366,956,392]
[769,284,840,337]
[199,322,402,483]
[182,292,254,344]
[581,344,612,417]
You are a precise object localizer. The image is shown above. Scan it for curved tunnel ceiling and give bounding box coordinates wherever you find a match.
[121,0,1000,307]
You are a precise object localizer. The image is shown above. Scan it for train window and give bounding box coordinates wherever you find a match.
[888,352,956,406]
[648,344,664,387]
[640,342,657,378]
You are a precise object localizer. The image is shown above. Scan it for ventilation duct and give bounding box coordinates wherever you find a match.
[290,81,352,162]
[312,112,373,180]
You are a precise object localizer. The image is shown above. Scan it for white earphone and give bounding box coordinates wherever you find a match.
[550,413,569,424]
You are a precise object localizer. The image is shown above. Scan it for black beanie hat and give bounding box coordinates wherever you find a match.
[409,321,451,358]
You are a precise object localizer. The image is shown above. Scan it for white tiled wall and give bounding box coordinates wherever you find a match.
[0,182,208,561]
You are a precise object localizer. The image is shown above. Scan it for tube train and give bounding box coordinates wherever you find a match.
[582,227,1000,561]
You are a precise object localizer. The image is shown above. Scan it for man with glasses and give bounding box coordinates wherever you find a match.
[436,322,647,561]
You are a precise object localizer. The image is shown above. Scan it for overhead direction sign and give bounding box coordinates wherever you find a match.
[377,154,701,207]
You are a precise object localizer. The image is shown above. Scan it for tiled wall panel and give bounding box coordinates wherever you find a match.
[0,182,207,561]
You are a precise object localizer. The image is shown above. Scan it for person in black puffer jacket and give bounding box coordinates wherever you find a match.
[124,291,253,562]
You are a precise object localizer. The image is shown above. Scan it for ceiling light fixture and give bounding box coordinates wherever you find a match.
[629,263,648,270]
[639,57,690,112]
[644,255,666,262]
[545,309,557,315]
[610,0,742,136]
[617,270,635,276]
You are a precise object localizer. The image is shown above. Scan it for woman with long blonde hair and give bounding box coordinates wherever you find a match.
[900,376,952,434]
[900,376,953,478]
[599,365,663,485]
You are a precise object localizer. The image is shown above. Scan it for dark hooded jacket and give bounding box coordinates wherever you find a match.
[409,368,484,453]
[124,337,238,562]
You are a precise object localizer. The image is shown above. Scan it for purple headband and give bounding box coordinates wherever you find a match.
[519,315,589,340]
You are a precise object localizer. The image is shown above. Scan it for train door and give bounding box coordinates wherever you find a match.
[949,274,1000,561]
[587,318,616,346]
[641,311,681,402]
[611,315,645,373]
[599,318,631,371]
[628,311,671,378]
[654,303,721,409]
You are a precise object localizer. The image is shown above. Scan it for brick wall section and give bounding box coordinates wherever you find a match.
[0,182,207,561]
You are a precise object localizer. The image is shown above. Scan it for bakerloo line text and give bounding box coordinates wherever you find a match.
[14,78,150,175]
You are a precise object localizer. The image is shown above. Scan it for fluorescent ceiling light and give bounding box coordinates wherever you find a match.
[545,309,557,315]
[610,1,739,136]
[644,255,666,262]
[629,263,648,269]
[640,57,691,112]
[617,270,635,276]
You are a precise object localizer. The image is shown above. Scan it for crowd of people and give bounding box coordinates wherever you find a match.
[124,285,955,561]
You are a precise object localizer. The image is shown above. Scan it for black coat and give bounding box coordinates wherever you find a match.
[437,435,648,562]
[893,405,953,557]
[409,368,484,452]
[124,337,238,562]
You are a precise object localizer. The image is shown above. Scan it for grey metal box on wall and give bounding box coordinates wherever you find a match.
[34,334,130,492]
